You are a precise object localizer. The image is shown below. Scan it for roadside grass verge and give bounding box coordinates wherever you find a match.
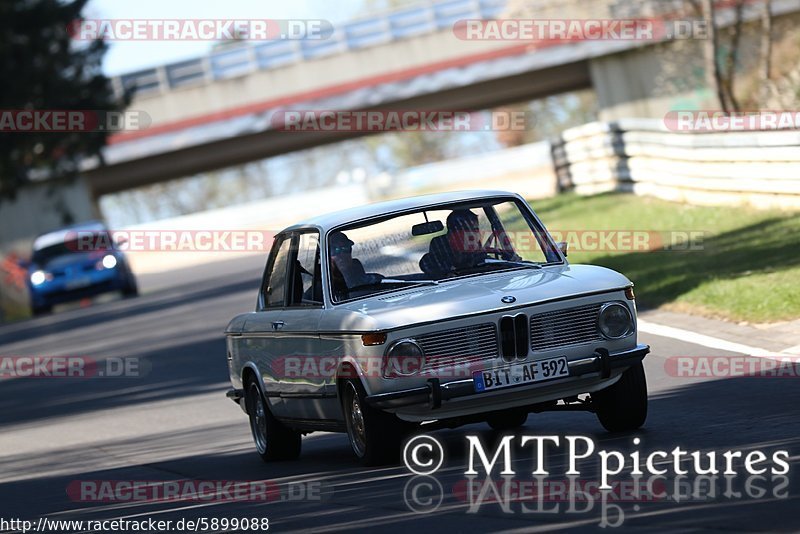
[528,192,800,323]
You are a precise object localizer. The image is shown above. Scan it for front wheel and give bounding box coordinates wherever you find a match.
[245,379,301,461]
[593,362,648,432]
[342,380,409,466]
[121,277,139,298]
[31,304,52,316]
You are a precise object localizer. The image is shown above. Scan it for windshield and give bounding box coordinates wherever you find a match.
[327,198,561,302]
[32,234,113,266]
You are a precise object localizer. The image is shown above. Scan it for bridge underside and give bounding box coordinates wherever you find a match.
[86,60,591,198]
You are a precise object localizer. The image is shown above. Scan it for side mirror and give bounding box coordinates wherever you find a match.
[557,241,568,257]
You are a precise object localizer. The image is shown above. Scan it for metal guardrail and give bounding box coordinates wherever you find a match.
[113,0,507,99]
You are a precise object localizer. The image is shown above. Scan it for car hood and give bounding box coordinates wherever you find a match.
[323,264,632,331]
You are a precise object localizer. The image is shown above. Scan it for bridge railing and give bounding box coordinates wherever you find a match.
[113,0,507,99]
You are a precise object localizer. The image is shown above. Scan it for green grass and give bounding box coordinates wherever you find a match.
[527,193,800,323]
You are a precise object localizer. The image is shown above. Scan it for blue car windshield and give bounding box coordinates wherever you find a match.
[32,235,112,265]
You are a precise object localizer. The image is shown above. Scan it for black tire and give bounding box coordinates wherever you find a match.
[342,379,410,466]
[32,304,52,316]
[245,378,301,462]
[121,277,139,298]
[487,409,528,431]
[593,362,648,432]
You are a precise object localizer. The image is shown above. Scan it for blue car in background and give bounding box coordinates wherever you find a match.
[25,221,138,316]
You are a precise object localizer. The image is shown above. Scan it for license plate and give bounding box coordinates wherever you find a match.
[473,356,569,393]
[65,276,92,290]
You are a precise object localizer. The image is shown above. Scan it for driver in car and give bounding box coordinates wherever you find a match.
[421,209,487,275]
[330,232,383,296]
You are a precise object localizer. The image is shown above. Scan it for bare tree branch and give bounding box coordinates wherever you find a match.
[760,0,773,105]
[722,0,745,111]
[701,0,730,111]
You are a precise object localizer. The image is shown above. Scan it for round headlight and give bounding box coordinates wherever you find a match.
[598,302,633,339]
[30,270,47,286]
[384,339,425,377]
[101,254,118,269]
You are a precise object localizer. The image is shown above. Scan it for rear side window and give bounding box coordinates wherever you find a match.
[290,232,322,306]
[261,236,292,308]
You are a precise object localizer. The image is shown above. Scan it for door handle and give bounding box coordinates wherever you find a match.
[271,321,286,330]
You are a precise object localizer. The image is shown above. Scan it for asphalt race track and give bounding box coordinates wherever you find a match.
[1,256,798,533]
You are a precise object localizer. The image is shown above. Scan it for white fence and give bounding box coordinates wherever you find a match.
[552,119,800,210]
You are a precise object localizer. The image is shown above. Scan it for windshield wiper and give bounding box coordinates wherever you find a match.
[484,259,543,269]
[452,261,543,277]
[380,278,439,286]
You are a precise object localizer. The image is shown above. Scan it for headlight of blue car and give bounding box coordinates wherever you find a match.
[30,270,48,286]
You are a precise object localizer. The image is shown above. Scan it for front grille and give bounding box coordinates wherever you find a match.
[499,314,529,361]
[530,303,603,351]
[417,323,498,369]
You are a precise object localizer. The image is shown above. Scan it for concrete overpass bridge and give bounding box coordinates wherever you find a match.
[88,0,800,199]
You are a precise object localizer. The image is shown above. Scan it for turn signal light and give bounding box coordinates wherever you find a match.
[625,286,635,300]
[361,333,387,346]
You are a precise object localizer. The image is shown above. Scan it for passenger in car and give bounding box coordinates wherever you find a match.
[329,232,383,298]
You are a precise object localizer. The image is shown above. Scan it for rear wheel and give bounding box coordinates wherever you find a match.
[342,379,409,466]
[593,362,648,432]
[245,378,301,461]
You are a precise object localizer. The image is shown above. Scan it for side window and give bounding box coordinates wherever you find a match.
[290,232,322,306]
[261,236,292,309]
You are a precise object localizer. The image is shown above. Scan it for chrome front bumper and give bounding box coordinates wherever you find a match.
[365,344,650,410]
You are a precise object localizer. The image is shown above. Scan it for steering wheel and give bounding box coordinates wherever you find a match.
[482,232,520,261]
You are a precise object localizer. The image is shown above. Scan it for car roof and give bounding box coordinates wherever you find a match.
[33,220,107,251]
[282,190,522,234]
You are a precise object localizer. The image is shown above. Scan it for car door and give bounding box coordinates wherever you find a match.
[239,234,293,417]
[271,231,338,422]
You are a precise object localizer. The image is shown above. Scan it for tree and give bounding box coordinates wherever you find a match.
[0,0,124,208]
[759,0,773,104]
[624,0,769,113]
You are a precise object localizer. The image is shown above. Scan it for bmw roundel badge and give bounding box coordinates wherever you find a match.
[501,295,516,304]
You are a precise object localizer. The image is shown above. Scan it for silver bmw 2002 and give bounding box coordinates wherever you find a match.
[225,190,649,465]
